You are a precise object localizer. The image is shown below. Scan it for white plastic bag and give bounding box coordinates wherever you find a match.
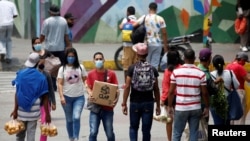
[153,106,171,123]
[184,118,208,141]
[198,118,208,141]
[0,43,6,54]
[160,52,168,71]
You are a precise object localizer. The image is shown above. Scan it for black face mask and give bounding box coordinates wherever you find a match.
[38,64,45,70]
[68,23,74,28]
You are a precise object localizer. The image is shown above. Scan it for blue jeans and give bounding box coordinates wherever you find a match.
[129,101,154,141]
[89,109,115,141]
[62,95,84,140]
[173,109,201,141]
[146,44,162,69]
[0,25,13,59]
[210,107,230,125]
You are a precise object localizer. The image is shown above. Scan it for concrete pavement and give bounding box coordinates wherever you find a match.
[1,37,250,72]
[1,38,250,140]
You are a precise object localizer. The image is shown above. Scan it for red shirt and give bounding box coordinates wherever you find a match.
[226,61,247,89]
[86,69,118,110]
[161,64,181,101]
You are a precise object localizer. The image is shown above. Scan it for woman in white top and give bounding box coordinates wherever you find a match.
[57,47,88,141]
[210,54,239,125]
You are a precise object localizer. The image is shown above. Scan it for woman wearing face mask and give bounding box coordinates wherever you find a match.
[85,52,119,141]
[32,37,59,92]
[57,47,88,141]
[31,37,56,141]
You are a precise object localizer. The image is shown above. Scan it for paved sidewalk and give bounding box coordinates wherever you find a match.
[1,38,250,140]
[1,37,249,71]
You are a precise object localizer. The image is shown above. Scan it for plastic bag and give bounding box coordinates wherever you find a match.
[160,52,168,71]
[153,106,171,123]
[4,119,25,135]
[40,123,58,137]
[184,118,208,141]
[198,118,208,141]
[0,43,6,54]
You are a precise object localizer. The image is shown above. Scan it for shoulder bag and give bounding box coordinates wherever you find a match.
[225,71,243,120]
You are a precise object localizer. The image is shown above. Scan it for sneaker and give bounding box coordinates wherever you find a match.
[242,46,248,52]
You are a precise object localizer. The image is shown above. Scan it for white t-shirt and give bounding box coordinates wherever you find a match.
[210,70,239,97]
[0,0,18,26]
[57,64,87,97]
[137,14,166,46]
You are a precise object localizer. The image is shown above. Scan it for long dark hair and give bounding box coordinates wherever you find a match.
[167,48,183,71]
[64,48,80,69]
[212,54,225,76]
[31,37,39,51]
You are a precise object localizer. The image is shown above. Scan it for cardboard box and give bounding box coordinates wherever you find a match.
[92,80,118,107]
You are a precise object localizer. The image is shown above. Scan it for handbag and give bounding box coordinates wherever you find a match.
[44,55,61,77]
[225,71,243,120]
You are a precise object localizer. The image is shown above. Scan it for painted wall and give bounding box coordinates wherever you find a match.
[11,0,239,43]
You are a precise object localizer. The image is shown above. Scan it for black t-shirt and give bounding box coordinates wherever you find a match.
[127,62,159,103]
[236,0,250,11]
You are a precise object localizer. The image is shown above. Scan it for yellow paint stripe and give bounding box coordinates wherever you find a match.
[83,61,250,72]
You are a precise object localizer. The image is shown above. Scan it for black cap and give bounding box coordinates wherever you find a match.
[236,52,249,62]
[64,13,76,19]
[49,5,60,15]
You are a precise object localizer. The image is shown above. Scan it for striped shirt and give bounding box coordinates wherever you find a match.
[18,98,41,121]
[170,64,206,111]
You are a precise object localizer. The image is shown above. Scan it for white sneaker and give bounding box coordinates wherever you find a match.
[242,46,248,52]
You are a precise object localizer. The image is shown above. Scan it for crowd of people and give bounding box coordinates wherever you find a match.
[2,1,250,141]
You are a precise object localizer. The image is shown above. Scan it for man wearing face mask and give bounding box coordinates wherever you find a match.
[85,52,119,141]
[226,52,250,125]
[64,13,76,47]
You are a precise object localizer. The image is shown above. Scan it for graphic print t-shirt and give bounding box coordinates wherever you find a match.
[57,64,87,97]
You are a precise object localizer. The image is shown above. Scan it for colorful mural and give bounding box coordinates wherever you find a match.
[11,0,239,43]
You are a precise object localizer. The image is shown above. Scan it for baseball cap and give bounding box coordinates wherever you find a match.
[64,13,76,19]
[48,5,60,15]
[25,53,40,67]
[132,43,148,55]
[236,52,249,62]
[199,48,212,61]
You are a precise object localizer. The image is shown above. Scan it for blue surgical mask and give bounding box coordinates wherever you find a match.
[95,60,103,68]
[67,56,75,64]
[34,44,42,51]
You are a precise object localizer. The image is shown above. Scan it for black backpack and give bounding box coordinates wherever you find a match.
[131,15,146,44]
[131,61,155,91]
